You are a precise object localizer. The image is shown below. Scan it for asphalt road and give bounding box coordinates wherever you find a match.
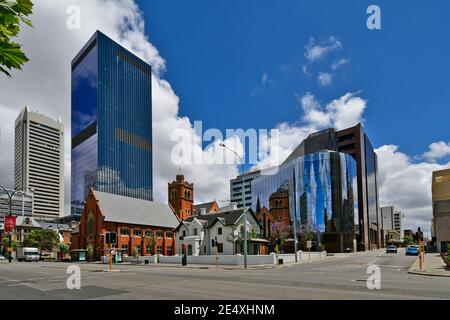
[0,248,449,300]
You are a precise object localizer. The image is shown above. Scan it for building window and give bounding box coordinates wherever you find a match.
[182,230,186,237]
[156,230,163,238]
[87,211,95,236]
[166,231,173,238]
[157,245,163,254]
[211,239,215,247]
[204,246,207,254]
[217,243,223,253]
[218,227,222,235]
[194,228,198,236]
[146,245,153,255]
[145,229,153,237]
[120,227,130,236]
[134,245,141,255]
[121,245,128,254]
[167,246,173,255]
[133,228,142,236]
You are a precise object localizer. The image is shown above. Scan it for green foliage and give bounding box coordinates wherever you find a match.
[2,237,18,248]
[403,235,416,246]
[0,0,33,77]
[146,235,156,254]
[23,229,58,253]
[133,246,140,258]
[57,242,69,254]
[86,243,94,261]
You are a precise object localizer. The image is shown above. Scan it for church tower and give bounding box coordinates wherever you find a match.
[168,173,194,221]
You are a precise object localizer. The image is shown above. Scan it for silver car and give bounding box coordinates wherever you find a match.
[386,245,397,253]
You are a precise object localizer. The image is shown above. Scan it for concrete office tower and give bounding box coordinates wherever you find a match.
[14,106,64,220]
[432,169,450,252]
[381,206,403,243]
[71,31,153,216]
[230,170,261,208]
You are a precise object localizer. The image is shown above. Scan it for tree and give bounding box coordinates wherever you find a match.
[57,242,69,260]
[86,243,94,262]
[24,229,59,259]
[2,237,18,249]
[133,246,140,264]
[403,235,416,246]
[146,235,156,255]
[0,0,33,77]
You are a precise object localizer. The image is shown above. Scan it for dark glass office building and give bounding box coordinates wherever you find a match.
[71,31,153,216]
[252,151,358,253]
[282,123,382,250]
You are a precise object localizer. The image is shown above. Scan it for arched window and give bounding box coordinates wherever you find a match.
[87,210,95,236]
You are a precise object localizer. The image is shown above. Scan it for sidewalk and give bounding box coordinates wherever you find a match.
[408,253,450,277]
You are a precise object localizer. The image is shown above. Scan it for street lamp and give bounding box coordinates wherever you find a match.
[219,143,248,269]
[0,185,32,263]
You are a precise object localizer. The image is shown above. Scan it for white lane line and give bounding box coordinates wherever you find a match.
[8,282,31,287]
[0,279,21,283]
[26,277,45,281]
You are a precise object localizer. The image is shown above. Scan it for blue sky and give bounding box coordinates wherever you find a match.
[138,0,450,159]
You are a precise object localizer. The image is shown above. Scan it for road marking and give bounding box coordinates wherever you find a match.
[0,279,21,283]
[26,277,45,281]
[8,282,31,287]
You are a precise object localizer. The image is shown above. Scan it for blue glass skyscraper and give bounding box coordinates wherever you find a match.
[71,31,153,216]
[252,151,358,252]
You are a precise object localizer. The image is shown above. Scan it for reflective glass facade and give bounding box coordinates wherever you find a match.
[252,151,358,252]
[71,31,153,215]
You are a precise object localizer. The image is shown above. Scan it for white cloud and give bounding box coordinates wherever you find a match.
[376,145,450,235]
[317,72,332,86]
[254,92,367,171]
[331,58,350,70]
[423,141,450,161]
[304,36,342,62]
[0,0,238,215]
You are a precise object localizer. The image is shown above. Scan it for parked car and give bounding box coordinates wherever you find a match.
[17,247,40,262]
[386,245,397,253]
[405,245,419,256]
[0,255,5,260]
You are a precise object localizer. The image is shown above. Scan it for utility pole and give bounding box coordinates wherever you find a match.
[220,143,248,269]
[292,166,298,262]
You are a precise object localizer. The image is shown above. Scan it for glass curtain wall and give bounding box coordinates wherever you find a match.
[252,151,358,252]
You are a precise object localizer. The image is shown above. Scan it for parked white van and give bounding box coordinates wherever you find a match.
[17,247,39,262]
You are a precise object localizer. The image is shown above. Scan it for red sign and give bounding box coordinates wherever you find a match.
[182,243,187,250]
[4,216,16,232]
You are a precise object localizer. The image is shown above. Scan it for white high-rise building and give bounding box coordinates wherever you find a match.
[381,206,403,243]
[14,106,64,220]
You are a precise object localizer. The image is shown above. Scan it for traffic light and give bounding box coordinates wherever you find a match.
[106,232,117,244]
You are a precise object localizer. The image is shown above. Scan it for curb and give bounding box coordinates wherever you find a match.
[408,269,450,277]
[407,256,450,278]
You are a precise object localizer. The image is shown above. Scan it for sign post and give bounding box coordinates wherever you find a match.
[307,240,312,261]
[215,237,219,268]
[105,232,117,271]
[5,216,16,263]
[182,243,187,266]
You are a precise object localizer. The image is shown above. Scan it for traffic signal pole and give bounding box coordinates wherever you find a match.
[109,243,113,272]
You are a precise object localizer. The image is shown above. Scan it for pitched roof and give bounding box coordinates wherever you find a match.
[178,208,253,229]
[39,222,71,232]
[93,190,179,229]
[16,216,41,228]
[194,201,217,213]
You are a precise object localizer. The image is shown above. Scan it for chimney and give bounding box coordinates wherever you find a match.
[200,208,207,215]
